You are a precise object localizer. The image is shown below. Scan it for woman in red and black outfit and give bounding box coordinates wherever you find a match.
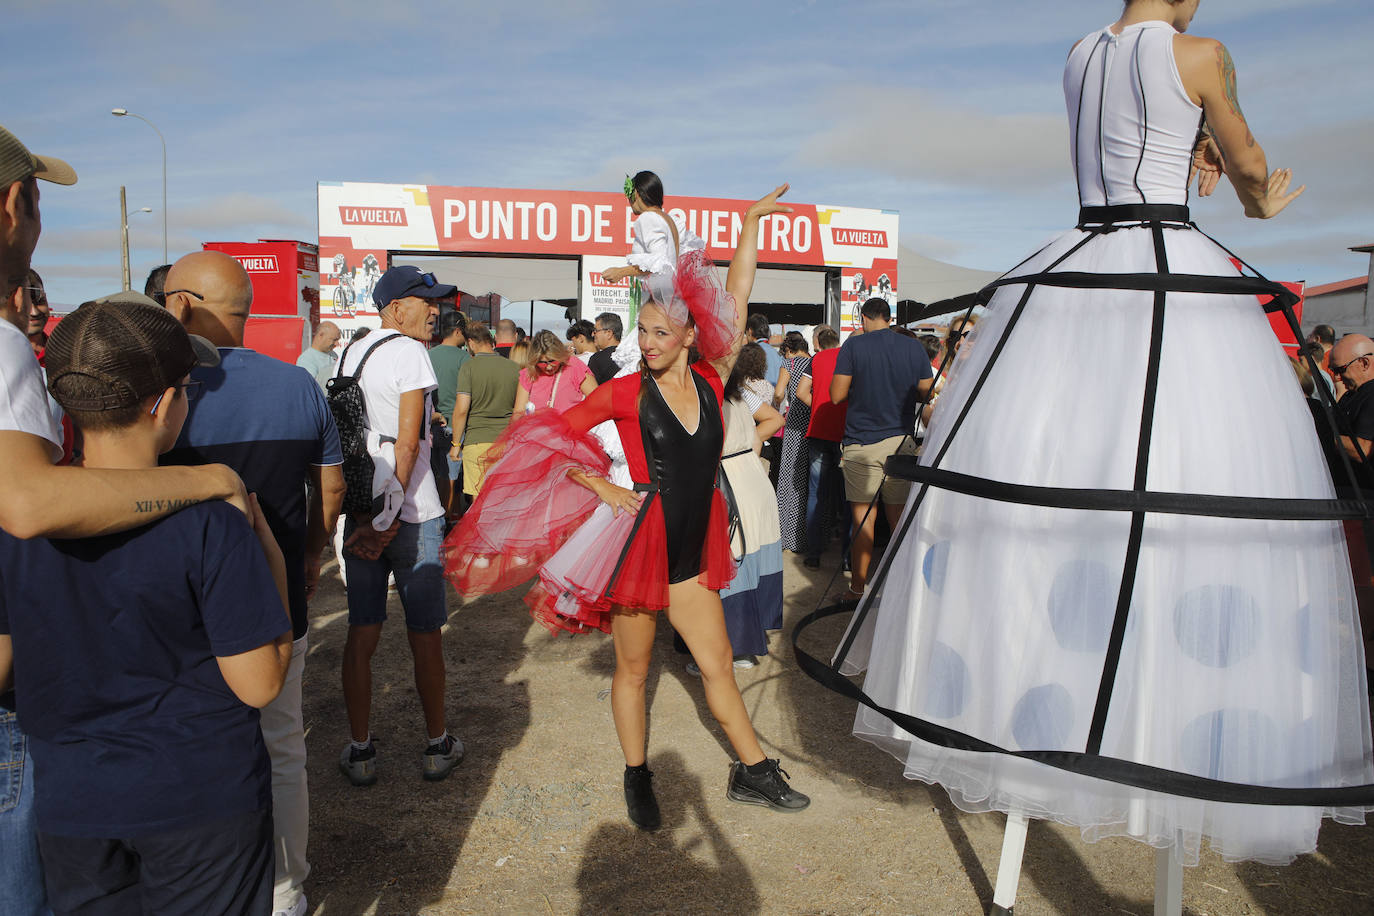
[446,185,809,829]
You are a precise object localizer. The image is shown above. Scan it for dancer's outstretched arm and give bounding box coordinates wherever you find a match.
[714,184,791,379]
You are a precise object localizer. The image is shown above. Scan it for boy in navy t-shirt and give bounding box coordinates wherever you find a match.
[0,297,292,915]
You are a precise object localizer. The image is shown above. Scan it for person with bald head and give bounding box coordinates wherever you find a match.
[296,320,342,390]
[161,249,345,916]
[1331,333,1374,464]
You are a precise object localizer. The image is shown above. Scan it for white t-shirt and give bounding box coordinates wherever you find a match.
[0,320,62,462]
[337,329,443,524]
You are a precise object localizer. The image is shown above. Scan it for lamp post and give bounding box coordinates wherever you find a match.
[111,108,167,265]
[119,186,153,292]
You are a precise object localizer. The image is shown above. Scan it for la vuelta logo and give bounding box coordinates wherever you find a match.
[830,227,888,248]
[339,206,409,227]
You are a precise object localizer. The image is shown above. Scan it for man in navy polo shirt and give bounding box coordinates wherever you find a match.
[830,297,934,599]
[162,250,344,916]
[0,298,292,914]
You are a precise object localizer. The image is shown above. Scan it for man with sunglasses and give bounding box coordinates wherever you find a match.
[161,249,344,916]
[1330,333,1374,465]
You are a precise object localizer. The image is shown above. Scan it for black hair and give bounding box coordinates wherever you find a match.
[144,264,172,303]
[920,334,943,360]
[782,330,809,356]
[631,171,664,208]
[746,313,771,340]
[567,319,595,341]
[595,311,622,341]
[1311,324,1336,346]
[860,297,891,322]
[439,310,467,339]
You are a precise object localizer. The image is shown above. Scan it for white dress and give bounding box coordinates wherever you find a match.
[626,210,705,275]
[836,20,1373,866]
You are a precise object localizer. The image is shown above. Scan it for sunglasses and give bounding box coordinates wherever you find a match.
[1332,353,1372,377]
[535,358,561,366]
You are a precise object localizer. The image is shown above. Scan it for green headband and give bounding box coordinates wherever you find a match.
[623,175,635,203]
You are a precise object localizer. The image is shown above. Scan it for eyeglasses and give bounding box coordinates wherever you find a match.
[164,289,205,301]
[150,380,202,415]
[23,286,47,306]
[1332,353,1373,376]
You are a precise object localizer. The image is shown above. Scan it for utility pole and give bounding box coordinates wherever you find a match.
[120,185,131,291]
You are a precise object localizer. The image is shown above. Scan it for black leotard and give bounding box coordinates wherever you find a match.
[640,371,725,583]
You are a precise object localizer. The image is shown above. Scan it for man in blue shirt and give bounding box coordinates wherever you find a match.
[831,297,934,599]
[0,298,291,914]
[749,312,784,386]
[163,250,344,916]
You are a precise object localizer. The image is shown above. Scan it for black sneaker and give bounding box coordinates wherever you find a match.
[727,759,810,812]
[623,766,661,831]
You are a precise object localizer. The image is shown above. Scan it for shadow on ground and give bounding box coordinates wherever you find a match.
[302,562,532,915]
[575,750,761,915]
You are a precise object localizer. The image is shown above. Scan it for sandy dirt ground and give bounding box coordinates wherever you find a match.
[298,550,1374,915]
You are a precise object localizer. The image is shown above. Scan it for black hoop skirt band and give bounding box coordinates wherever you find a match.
[793,203,1374,866]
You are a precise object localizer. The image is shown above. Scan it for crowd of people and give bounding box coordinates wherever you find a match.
[0,126,954,914]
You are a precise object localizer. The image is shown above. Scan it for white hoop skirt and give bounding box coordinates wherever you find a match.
[838,219,1374,866]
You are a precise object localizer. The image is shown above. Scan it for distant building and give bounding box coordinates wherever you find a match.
[1304,243,1374,338]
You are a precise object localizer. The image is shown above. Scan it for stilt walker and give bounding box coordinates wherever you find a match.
[794,2,1374,911]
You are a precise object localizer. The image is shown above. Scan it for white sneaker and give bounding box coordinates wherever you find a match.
[272,896,307,916]
[733,655,758,670]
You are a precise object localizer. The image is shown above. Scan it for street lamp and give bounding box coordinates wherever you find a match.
[119,185,153,291]
[111,108,167,264]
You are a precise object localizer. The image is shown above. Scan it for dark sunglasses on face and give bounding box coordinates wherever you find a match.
[1332,353,1372,376]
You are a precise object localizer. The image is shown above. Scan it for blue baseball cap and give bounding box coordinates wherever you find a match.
[371,266,457,309]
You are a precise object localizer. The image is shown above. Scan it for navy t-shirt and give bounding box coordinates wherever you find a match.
[0,502,287,837]
[163,348,342,639]
[833,328,933,445]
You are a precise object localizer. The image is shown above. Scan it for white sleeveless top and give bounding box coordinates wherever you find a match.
[1064,20,1203,207]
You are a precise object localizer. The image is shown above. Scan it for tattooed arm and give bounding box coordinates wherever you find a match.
[0,430,248,539]
[1175,35,1304,218]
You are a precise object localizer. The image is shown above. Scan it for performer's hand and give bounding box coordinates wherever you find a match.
[600,266,630,284]
[745,183,792,221]
[1190,135,1223,197]
[596,480,644,516]
[1244,168,1305,219]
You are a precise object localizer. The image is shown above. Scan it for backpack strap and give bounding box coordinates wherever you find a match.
[339,331,405,381]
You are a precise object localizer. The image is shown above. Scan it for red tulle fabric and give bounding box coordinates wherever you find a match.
[452,364,738,637]
[644,248,741,361]
[524,497,671,635]
[442,409,610,597]
[700,488,737,590]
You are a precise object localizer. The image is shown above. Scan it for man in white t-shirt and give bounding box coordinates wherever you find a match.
[337,266,465,788]
[0,124,250,915]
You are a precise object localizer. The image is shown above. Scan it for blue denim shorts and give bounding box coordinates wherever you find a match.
[343,516,449,632]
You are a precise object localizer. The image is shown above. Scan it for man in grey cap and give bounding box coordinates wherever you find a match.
[0,126,246,914]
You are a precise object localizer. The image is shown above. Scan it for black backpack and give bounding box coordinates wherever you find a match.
[327,333,405,516]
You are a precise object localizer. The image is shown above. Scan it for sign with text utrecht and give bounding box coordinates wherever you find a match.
[318,181,898,321]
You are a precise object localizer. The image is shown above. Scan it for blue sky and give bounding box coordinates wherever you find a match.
[8,0,1372,306]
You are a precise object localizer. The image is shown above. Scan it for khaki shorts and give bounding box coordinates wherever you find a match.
[842,436,917,505]
[462,442,495,497]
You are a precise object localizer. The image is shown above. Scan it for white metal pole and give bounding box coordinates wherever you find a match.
[990,812,1030,915]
